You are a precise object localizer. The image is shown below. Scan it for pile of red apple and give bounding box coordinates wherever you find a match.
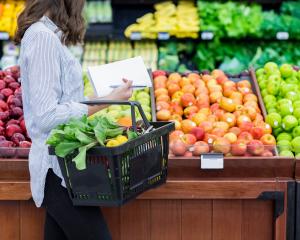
[0,66,31,150]
[153,70,276,157]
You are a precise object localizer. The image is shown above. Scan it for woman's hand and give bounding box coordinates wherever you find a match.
[109,79,133,101]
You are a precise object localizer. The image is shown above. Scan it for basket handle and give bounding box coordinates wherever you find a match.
[81,100,151,132]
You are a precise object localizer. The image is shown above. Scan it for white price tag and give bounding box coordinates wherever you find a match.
[0,32,9,40]
[276,32,289,40]
[201,31,214,40]
[201,153,224,169]
[158,32,170,40]
[130,32,142,40]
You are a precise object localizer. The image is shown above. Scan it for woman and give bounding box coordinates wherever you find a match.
[14,0,132,239]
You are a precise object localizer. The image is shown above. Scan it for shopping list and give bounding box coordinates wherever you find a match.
[87,56,152,97]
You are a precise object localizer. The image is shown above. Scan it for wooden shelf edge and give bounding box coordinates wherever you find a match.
[138,179,279,200]
[0,181,31,200]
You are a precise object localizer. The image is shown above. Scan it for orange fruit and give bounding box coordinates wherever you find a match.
[118,117,132,127]
[181,119,197,134]
[155,88,168,97]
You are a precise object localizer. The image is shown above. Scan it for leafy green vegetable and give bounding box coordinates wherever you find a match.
[48,115,139,170]
[55,142,82,158]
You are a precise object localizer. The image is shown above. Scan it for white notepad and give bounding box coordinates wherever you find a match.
[87,56,152,97]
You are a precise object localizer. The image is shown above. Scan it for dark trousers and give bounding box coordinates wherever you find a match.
[42,169,112,240]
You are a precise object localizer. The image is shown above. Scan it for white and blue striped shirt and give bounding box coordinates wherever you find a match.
[19,16,88,207]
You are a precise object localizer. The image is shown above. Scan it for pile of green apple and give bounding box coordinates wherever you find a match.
[256,62,300,157]
[92,88,153,121]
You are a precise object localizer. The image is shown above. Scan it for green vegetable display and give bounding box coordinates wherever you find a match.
[197,1,300,40]
[158,40,300,75]
[198,1,263,39]
[47,115,138,170]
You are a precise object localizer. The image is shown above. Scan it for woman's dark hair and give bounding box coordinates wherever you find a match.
[14,0,86,45]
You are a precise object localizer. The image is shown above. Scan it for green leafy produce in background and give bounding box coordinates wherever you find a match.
[197,1,300,40]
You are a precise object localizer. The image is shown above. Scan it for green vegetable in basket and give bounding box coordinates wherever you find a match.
[47,115,139,171]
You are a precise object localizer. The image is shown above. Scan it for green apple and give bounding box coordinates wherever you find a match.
[256,68,265,76]
[292,137,300,153]
[279,103,293,117]
[122,105,130,110]
[296,153,300,158]
[298,70,300,80]
[277,140,292,151]
[285,77,299,85]
[267,81,280,95]
[107,110,122,120]
[282,115,298,131]
[257,75,265,83]
[278,99,292,106]
[264,95,277,103]
[141,105,151,113]
[265,102,277,110]
[280,64,294,78]
[145,112,152,121]
[293,101,300,109]
[259,80,267,89]
[268,75,281,83]
[281,84,297,96]
[280,150,294,157]
[136,92,150,100]
[261,89,269,98]
[266,113,282,128]
[108,105,122,112]
[264,62,278,73]
[139,98,150,106]
[273,127,283,137]
[267,108,277,114]
[285,91,299,102]
[121,109,132,117]
[277,132,293,141]
[293,108,300,119]
[143,87,150,93]
[293,126,300,138]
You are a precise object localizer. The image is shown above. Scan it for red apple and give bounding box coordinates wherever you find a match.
[231,140,247,156]
[261,150,273,157]
[239,121,254,133]
[229,127,241,136]
[171,140,187,156]
[184,151,193,157]
[192,141,210,156]
[238,132,254,143]
[169,130,184,142]
[247,140,265,156]
[190,127,205,141]
[250,127,264,140]
[181,134,197,145]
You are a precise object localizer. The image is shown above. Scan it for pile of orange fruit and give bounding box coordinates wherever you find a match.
[153,70,276,157]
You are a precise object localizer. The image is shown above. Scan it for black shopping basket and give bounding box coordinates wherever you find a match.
[49,100,174,207]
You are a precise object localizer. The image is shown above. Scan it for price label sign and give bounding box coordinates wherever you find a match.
[200,153,224,169]
[276,32,289,40]
[0,32,9,40]
[130,32,142,41]
[158,32,170,40]
[201,31,214,40]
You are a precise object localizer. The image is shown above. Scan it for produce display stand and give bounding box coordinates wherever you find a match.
[0,155,296,240]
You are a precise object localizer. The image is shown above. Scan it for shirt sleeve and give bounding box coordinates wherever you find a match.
[26,31,88,133]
